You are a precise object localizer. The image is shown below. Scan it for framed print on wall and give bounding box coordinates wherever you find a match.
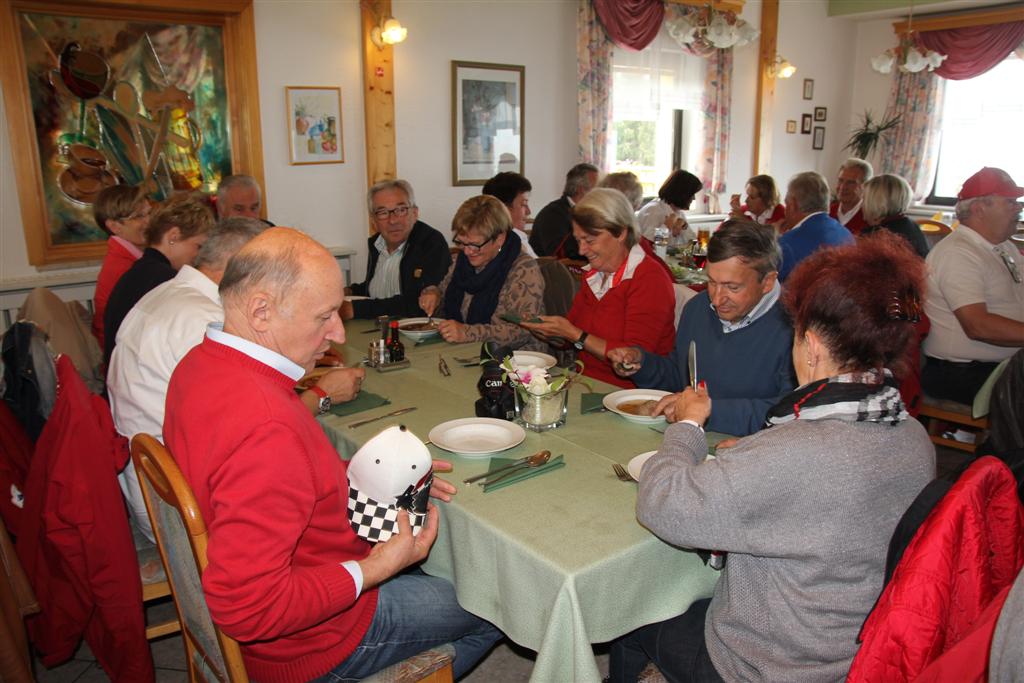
[286,86,344,165]
[452,60,524,186]
[803,78,814,100]
[801,114,813,134]
[786,120,797,134]
[814,106,827,122]
[812,126,826,150]
[0,0,265,266]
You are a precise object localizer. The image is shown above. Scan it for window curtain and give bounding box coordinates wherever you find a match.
[578,0,614,169]
[664,4,732,212]
[592,0,663,50]
[879,69,945,201]
[917,21,1024,80]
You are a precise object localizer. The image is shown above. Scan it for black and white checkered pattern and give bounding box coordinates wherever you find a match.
[347,486,425,543]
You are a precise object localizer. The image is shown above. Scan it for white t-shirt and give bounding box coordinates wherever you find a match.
[923,224,1024,362]
[636,198,696,245]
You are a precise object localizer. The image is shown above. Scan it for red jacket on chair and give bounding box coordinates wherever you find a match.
[15,356,153,681]
[847,456,1024,683]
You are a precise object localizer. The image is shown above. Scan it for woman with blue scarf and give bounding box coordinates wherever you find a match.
[419,195,544,350]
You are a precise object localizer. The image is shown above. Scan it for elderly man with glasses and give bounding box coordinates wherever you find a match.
[344,179,450,320]
[922,167,1024,404]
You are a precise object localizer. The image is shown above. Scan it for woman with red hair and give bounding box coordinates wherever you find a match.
[610,232,936,682]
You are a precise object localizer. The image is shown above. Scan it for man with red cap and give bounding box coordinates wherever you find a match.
[922,167,1024,404]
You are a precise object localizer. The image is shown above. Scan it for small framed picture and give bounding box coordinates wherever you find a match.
[786,120,797,134]
[812,126,826,150]
[452,60,525,186]
[803,78,814,100]
[801,114,813,135]
[814,107,827,122]
[286,86,344,165]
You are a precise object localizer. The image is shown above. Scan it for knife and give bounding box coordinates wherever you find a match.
[347,407,417,429]
[688,340,698,391]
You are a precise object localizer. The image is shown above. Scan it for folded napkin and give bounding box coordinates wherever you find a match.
[482,454,565,493]
[581,392,609,414]
[327,390,389,417]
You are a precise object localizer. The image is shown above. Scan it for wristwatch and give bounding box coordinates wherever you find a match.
[573,331,589,351]
[309,385,332,415]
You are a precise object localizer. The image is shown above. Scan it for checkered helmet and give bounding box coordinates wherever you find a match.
[347,424,433,543]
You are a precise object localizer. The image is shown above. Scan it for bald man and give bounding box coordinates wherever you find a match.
[163,228,499,682]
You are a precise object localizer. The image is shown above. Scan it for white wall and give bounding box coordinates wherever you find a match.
[769,0,859,187]
[392,0,578,243]
[0,0,911,283]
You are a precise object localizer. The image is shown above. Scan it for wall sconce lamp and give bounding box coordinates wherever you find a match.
[370,16,407,49]
[768,55,796,79]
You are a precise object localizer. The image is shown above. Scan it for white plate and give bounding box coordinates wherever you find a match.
[628,450,658,481]
[511,350,557,370]
[398,317,440,342]
[345,295,370,301]
[602,389,671,424]
[428,418,526,457]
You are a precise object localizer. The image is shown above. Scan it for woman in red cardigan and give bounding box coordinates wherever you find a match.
[521,188,676,388]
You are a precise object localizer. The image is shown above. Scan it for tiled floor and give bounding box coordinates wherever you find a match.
[32,446,971,682]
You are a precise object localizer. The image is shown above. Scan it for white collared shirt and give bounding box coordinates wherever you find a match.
[203,322,363,593]
[835,201,862,226]
[788,211,826,232]
[583,243,647,301]
[368,235,405,300]
[715,279,782,333]
[108,265,222,543]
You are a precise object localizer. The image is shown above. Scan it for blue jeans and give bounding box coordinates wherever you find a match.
[609,599,724,683]
[311,570,502,682]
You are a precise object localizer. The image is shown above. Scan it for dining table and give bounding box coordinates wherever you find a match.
[318,332,725,683]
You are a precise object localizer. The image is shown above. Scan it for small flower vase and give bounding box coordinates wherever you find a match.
[514,387,569,432]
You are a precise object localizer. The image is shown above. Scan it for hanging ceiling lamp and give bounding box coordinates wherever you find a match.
[871,0,946,74]
[667,4,758,51]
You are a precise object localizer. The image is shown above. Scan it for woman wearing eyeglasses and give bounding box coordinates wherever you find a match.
[419,195,544,349]
[519,188,676,387]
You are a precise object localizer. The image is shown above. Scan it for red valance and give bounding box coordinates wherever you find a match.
[917,21,1024,80]
[592,0,664,51]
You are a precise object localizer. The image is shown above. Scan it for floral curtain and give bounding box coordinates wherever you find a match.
[879,69,945,201]
[917,21,1024,80]
[577,0,614,169]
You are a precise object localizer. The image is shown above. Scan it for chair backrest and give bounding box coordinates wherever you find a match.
[536,257,579,317]
[131,434,249,683]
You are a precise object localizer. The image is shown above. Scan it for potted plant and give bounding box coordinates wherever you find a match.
[498,355,587,432]
[843,110,901,161]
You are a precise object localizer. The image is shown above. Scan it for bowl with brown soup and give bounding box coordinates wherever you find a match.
[602,389,671,424]
[398,317,440,342]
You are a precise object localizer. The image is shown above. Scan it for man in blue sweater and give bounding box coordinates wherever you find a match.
[608,221,796,435]
[778,171,854,281]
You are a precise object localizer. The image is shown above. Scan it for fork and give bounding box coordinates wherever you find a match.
[611,463,634,482]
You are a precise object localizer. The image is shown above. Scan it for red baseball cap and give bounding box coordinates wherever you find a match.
[958,167,1024,200]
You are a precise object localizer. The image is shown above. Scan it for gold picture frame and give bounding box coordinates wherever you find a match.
[0,0,265,266]
[451,60,524,187]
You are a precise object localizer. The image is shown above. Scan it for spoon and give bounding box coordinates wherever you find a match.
[463,450,551,484]
[476,450,552,487]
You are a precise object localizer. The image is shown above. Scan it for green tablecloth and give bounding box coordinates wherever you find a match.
[320,341,723,683]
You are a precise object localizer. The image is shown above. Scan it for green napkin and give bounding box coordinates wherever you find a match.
[500,312,543,324]
[328,391,389,417]
[482,454,565,493]
[581,392,609,414]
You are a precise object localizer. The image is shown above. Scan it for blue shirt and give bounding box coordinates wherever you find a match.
[778,212,854,281]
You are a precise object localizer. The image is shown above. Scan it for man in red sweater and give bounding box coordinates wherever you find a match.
[828,158,872,235]
[164,228,499,683]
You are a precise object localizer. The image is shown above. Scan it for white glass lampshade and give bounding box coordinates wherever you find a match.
[706,13,739,49]
[667,16,697,45]
[871,51,896,74]
[380,18,407,45]
[901,47,928,73]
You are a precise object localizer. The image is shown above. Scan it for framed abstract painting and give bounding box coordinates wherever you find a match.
[286,86,344,165]
[0,0,264,266]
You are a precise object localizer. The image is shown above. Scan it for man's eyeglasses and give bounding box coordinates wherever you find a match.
[452,235,496,252]
[372,205,412,221]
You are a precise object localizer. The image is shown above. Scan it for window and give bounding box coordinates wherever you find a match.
[927,55,1024,204]
[608,26,704,198]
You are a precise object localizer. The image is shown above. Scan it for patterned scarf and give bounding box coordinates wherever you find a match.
[765,368,908,427]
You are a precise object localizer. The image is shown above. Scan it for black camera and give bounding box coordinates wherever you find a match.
[474,341,515,421]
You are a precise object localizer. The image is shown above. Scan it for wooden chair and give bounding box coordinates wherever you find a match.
[131,435,455,683]
[917,359,1010,454]
[536,257,579,317]
[0,521,38,683]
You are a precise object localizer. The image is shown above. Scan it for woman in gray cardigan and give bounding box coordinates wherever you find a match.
[610,232,936,682]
